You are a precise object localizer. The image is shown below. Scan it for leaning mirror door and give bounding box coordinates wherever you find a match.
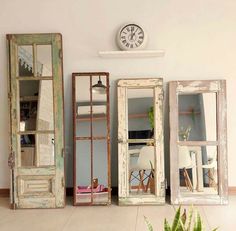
[169,80,227,205]
[8,34,65,209]
[118,79,165,205]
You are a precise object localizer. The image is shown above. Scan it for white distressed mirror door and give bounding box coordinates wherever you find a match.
[118,78,165,205]
[169,80,228,205]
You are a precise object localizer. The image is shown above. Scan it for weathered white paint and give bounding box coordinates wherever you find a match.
[169,80,228,205]
[118,78,165,205]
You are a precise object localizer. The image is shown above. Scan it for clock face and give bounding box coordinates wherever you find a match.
[117,24,147,50]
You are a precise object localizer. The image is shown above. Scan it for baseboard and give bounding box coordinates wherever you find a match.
[229,187,236,195]
[1,186,236,197]
[0,188,10,197]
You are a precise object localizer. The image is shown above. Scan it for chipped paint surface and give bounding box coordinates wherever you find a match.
[118,78,165,205]
[169,80,228,205]
[8,34,65,209]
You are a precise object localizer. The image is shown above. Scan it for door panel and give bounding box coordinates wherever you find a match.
[7,33,65,209]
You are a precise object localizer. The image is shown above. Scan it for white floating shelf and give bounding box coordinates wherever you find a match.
[98,50,165,58]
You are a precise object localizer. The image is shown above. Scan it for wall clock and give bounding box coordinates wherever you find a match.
[116,23,148,51]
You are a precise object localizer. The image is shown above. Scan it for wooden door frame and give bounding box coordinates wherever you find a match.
[117,78,165,205]
[169,80,228,205]
[7,33,65,209]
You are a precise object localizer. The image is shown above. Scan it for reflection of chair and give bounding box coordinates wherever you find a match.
[202,152,218,189]
[129,146,154,192]
[179,146,195,192]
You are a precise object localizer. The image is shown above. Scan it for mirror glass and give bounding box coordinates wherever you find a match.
[93,140,108,203]
[19,80,54,132]
[18,46,33,77]
[127,88,155,195]
[178,145,218,196]
[76,77,91,137]
[20,134,35,167]
[37,134,55,166]
[36,45,52,77]
[76,140,91,204]
[178,93,217,141]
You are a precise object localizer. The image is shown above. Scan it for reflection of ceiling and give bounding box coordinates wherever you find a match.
[75,75,107,102]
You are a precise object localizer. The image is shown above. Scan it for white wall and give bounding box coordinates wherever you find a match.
[1,0,236,188]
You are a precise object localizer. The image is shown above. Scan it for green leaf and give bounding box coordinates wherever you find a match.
[144,216,154,231]
[172,206,181,231]
[164,219,171,231]
[186,206,194,231]
[193,212,202,231]
[211,228,219,231]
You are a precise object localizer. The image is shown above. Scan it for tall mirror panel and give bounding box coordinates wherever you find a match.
[8,33,65,209]
[73,72,111,206]
[169,80,227,205]
[118,78,165,205]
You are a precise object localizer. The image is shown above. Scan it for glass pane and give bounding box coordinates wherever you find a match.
[19,80,54,131]
[91,75,107,137]
[76,140,91,204]
[37,80,54,130]
[18,45,33,77]
[178,93,217,141]
[127,88,154,140]
[178,145,218,196]
[37,134,55,166]
[19,81,39,131]
[93,140,109,204]
[20,134,35,167]
[36,45,52,76]
[129,143,155,196]
[76,76,91,137]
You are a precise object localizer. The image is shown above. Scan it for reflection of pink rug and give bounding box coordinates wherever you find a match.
[77,185,105,193]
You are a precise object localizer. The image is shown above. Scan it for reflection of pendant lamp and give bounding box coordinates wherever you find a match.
[92,76,106,94]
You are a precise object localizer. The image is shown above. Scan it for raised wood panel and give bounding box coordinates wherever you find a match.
[18,176,55,197]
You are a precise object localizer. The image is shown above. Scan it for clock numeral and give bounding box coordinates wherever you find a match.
[126,43,130,47]
[138,40,142,45]
[122,40,127,44]
[130,44,133,48]
[131,26,134,30]
[139,36,144,40]
[121,36,126,39]
[126,27,130,32]
[138,31,143,35]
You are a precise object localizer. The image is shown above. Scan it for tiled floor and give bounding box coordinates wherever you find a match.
[0,196,236,231]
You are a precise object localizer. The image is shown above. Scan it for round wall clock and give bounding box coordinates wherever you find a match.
[116,23,148,51]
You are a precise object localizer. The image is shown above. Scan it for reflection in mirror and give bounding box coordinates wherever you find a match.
[38,134,55,166]
[178,93,217,141]
[19,80,54,131]
[129,144,155,195]
[18,46,33,77]
[76,140,91,204]
[128,88,154,138]
[20,134,35,166]
[37,80,54,130]
[93,140,108,204]
[20,81,39,131]
[36,45,52,76]
[178,145,218,196]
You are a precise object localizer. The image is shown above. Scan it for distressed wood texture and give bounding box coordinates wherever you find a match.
[7,33,65,209]
[117,78,165,205]
[169,80,228,205]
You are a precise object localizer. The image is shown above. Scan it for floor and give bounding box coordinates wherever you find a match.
[0,196,236,231]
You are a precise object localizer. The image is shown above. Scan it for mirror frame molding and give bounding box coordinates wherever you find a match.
[117,78,165,205]
[169,80,228,205]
